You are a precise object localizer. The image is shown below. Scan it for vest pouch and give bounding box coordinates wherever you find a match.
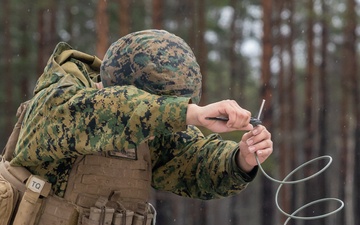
[0,173,19,225]
[36,195,79,225]
[12,175,51,225]
[113,210,134,225]
[13,190,42,225]
[110,201,134,225]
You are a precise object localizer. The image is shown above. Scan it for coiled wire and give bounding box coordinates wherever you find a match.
[255,154,344,224]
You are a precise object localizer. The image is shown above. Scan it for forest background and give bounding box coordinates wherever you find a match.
[0,0,359,225]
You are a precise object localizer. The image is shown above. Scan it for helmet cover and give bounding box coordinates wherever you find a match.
[100,29,202,104]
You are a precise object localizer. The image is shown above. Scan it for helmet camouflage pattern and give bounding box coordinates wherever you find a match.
[100,29,202,104]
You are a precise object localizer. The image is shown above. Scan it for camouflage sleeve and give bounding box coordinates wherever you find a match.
[150,125,258,200]
[12,81,189,167]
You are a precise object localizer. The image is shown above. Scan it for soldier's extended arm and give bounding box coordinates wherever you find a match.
[12,84,190,166]
[150,126,257,200]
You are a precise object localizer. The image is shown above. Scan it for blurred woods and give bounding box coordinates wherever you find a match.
[0,0,359,224]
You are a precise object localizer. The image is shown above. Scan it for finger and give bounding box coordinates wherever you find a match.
[249,144,273,159]
[241,129,267,150]
[243,124,254,131]
[251,125,265,135]
[255,147,273,162]
[225,100,239,125]
[228,110,251,129]
[251,126,271,142]
[241,131,253,141]
[254,139,268,149]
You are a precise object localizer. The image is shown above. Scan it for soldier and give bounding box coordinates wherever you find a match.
[2,29,272,225]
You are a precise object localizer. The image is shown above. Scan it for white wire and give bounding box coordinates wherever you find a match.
[254,99,344,224]
[255,154,344,224]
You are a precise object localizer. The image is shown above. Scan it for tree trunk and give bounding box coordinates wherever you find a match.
[37,8,46,77]
[36,1,57,77]
[304,1,319,224]
[277,6,291,225]
[96,0,109,58]
[285,0,299,217]
[340,15,351,225]
[119,0,131,37]
[229,0,238,102]
[3,0,13,139]
[197,0,207,221]
[261,0,274,127]
[197,0,207,106]
[187,0,196,52]
[342,1,357,224]
[347,0,360,224]
[317,1,329,224]
[304,0,315,163]
[65,1,75,45]
[152,0,163,29]
[261,0,275,223]
[19,2,32,101]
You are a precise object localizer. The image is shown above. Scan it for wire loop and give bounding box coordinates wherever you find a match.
[255,154,344,224]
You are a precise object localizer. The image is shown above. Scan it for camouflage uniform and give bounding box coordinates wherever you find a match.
[10,30,257,201]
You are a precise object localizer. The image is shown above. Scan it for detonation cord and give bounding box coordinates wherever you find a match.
[254,100,344,224]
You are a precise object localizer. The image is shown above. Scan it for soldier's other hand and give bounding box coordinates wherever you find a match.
[186,100,253,133]
[237,125,273,172]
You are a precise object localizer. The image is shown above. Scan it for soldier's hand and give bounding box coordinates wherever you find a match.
[186,100,253,133]
[236,125,273,172]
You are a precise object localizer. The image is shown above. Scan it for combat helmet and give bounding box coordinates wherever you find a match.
[100,29,202,104]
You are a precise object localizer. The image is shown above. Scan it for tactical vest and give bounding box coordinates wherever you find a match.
[0,101,155,225]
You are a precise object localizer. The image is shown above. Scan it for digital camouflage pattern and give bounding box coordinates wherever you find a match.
[11,36,256,199]
[10,42,189,196]
[100,29,202,104]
